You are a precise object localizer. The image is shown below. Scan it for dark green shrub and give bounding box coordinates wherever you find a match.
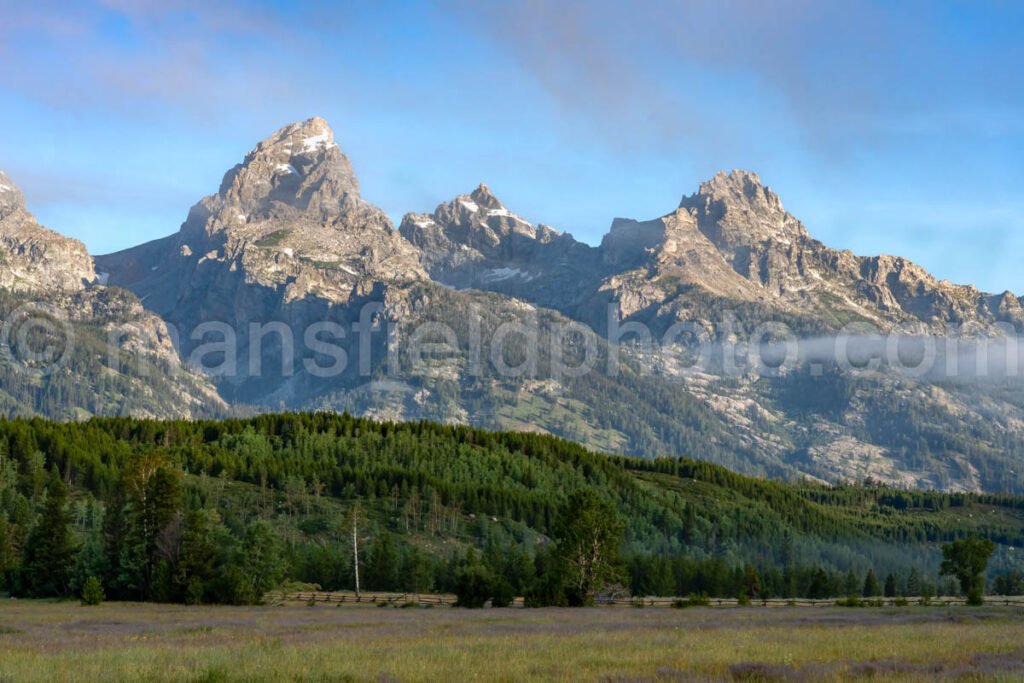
[490,577,515,608]
[455,564,512,608]
[673,593,710,608]
[80,575,105,606]
[185,578,205,606]
[524,573,568,607]
[687,593,710,607]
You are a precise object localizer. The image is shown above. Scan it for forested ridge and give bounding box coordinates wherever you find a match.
[1,412,1023,604]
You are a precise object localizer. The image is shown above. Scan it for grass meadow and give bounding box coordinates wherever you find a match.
[1,601,1024,681]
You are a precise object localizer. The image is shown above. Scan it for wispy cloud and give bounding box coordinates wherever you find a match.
[0,0,312,120]
[446,0,1023,160]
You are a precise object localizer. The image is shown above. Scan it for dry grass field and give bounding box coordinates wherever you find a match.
[1,601,1024,682]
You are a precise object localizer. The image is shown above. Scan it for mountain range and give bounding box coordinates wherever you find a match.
[3,117,1024,493]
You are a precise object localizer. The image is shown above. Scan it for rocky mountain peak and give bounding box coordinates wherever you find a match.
[468,183,504,211]
[398,183,602,311]
[98,117,425,312]
[696,169,779,205]
[240,116,342,175]
[408,184,540,245]
[203,117,360,226]
[679,169,807,250]
[0,170,26,220]
[681,169,785,220]
[0,171,96,293]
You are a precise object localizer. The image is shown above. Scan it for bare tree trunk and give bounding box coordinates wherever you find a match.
[352,507,361,598]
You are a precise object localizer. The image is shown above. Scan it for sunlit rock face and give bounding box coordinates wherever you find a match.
[400,182,603,313]
[0,171,96,294]
[98,117,426,316]
[0,171,224,420]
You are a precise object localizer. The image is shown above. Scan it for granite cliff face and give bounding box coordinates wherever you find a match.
[0,171,96,294]
[398,169,1023,337]
[399,183,603,312]
[589,170,1024,334]
[98,117,424,315]
[0,172,223,419]
[96,119,431,405]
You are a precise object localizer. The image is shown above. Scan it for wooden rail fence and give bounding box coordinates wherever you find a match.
[271,591,460,606]
[271,591,1024,608]
[601,596,1024,608]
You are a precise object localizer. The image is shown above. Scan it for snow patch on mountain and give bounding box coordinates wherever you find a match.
[300,133,335,153]
[483,267,531,282]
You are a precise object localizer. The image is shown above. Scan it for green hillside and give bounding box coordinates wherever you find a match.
[1,412,1023,603]
[0,289,223,420]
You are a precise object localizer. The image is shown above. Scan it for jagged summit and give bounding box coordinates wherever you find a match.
[466,183,504,211]
[197,117,361,230]
[255,116,337,154]
[400,183,541,257]
[0,171,95,293]
[98,117,425,314]
[399,184,602,310]
[400,183,545,254]
[682,170,780,211]
[689,169,773,201]
[679,169,807,249]
[0,170,26,219]
[592,169,1024,331]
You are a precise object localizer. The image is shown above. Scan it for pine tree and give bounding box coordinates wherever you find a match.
[844,569,860,596]
[71,527,109,598]
[19,468,78,597]
[863,568,881,598]
[0,516,15,588]
[365,532,397,591]
[174,509,218,604]
[884,572,898,598]
[399,546,434,594]
[237,520,285,603]
[907,567,922,596]
[742,563,762,600]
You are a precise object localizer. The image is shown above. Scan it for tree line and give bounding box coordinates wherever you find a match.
[0,413,1020,605]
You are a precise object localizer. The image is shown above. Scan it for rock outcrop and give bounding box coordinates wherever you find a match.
[99,117,425,315]
[399,183,603,312]
[0,171,223,419]
[589,170,1024,333]
[0,171,96,294]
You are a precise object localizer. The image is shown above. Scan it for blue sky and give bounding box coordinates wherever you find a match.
[0,0,1022,291]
